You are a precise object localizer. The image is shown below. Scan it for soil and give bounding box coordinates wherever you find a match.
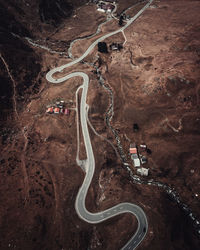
[0,0,200,250]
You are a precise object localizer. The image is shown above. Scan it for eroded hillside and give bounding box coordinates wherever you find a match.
[0,1,200,250]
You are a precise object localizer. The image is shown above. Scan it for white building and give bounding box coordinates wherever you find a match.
[97,7,106,12]
[137,168,149,176]
[131,154,141,167]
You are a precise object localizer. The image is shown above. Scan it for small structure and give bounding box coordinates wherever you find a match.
[46,107,54,114]
[131,154,141,167]
[140,144,147,149]
[130,143,141,167]
[97,6,106,12]
[141,155,147,164]
[106,4,115,12]
[54,107,60,114]
[97,2,115,13]
[137,168,149,176]
[129,143,137,154]
[64,108,70,115]
[109,42,123,51]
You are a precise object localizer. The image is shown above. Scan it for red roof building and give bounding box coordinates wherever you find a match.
[46,107,54,114]
[130,148,137,154]
[129,143,137,154]
[54,107,60,114]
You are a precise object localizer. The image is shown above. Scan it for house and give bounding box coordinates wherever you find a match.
[131,154,141,167]
[54,107,60,114]
[109,43,123,51]
[97,3,115,13]
[64,108,70,115]
[130,143,141,167]
[46,107,54,114]
[58,100,65,109]
[110,43,118,51]
[97,7,105,12]
[137,168,149,176]
[129,143,137,154]
[140,144,147,149]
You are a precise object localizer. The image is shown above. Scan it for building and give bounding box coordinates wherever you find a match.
[106,4,115,12]
[97,6,105,12]
[140,144,147,149]
[64,108,70,115]
[109,42,123,51]
[54,107,60,114]
[130,143,141,167]
[97,2,115,13]
[131,154,141,167]
[46,107,54,114]
[137,168,149,176]
[129,143,137,154]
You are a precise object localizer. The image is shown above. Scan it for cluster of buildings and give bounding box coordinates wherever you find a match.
[46,100,70,115]
[109,42,123,51]
[129,143,149,176]
[97,1,115,13]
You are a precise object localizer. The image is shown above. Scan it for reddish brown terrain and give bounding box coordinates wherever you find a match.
[0,0,200,249]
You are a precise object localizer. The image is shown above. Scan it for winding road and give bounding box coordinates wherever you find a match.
[46,1,153,249]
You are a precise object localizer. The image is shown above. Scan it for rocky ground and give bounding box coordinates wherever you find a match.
[0,0,200,250]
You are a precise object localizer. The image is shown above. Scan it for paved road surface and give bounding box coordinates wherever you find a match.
[46,1,153,249]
